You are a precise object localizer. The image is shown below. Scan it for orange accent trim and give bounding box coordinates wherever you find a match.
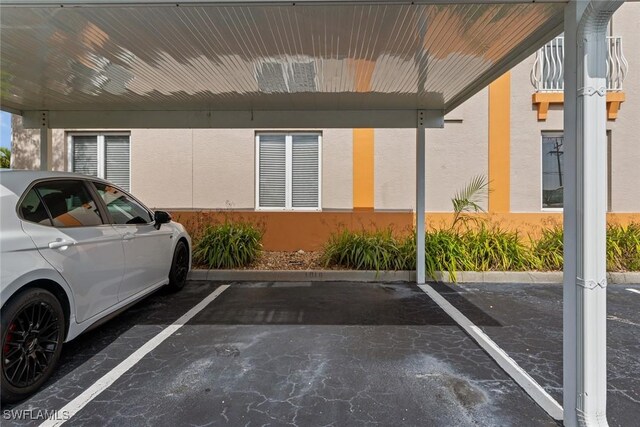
[170,211,640,252]
[531,92,563,121]
[353,129,375,210]
[488,73,511,213]
[532,92,625,121]
[606,92,625,120]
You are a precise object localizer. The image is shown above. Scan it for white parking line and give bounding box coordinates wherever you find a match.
[40,285,230,427]
[627,288,640,295]
[417,284,564,421]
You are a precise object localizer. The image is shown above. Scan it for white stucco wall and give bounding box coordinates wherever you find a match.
[510,2,640,213]
[192,129,255,210]
[510,58,564,212]
[11,116,65,171]
[130,129,193,209]
[322,129,353,210]
[374,89,488,212]
[608,3,640,212]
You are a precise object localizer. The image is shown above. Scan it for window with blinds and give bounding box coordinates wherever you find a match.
[70,133,131,191]
[72,136,98,178]
[105,136,130,191]
[256,133,321,210]
[258,134,287,208]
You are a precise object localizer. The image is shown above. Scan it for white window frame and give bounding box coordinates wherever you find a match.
[255,132,322,212]
[540,131,565,212]
[67,132,132,191]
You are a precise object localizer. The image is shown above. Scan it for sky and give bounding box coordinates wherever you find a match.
[0,111,11,149]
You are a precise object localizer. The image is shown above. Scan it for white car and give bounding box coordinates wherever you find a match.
[0,170,191,402]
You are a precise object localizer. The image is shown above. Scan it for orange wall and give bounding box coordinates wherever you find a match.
[353,128,375,210]
[488,73,511,213]
[170,210,640,251]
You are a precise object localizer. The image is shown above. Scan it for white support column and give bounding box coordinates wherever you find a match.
[39,111,52,171]
[416,110,426,284]
[563,2,622,426]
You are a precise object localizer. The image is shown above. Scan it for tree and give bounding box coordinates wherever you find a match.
[0,147,10,169]
[451,174,490,230]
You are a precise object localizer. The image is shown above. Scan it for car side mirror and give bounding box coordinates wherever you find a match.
[154,210,171,230]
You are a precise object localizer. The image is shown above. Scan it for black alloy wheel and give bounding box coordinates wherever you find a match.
[2,288,64,403]
[167,241,189,292]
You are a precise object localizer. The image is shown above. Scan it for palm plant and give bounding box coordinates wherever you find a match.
[451,174,490,229]
[0,147,10,169]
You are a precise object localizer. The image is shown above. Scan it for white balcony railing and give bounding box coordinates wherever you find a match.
[531,36,628,92]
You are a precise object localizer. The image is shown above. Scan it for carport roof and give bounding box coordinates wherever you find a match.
[0,0,565,128]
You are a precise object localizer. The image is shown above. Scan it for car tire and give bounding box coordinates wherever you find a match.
[166,240,189,292]
[1,288,65,403]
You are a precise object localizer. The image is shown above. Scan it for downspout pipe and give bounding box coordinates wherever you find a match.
[563,1,623,427]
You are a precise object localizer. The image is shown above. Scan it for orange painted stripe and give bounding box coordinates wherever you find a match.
[488,72,511,213]
[353,129,375,210]
[346,59,376,210]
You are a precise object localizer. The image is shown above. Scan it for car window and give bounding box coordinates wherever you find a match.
[93,182,153,225]
[34,180,103,227]
[19,188,53,226]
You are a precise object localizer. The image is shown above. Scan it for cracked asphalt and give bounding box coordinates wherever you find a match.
[2,281,639,426]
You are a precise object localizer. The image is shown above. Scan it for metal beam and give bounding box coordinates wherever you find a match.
[0,0,570,7]
[563,1,623,426]
[22,109,444,130]
[416,110,426,284]
[39,111,52,171]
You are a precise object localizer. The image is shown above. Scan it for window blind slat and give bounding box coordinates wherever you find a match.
[105,136,130,191]
[291,135,319,208]
[259,135,286,208]
[72,136,98,177]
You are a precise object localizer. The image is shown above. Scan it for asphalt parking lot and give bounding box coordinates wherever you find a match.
[2,281,639,426]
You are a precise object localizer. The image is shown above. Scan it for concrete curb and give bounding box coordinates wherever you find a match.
[188,269,640,284]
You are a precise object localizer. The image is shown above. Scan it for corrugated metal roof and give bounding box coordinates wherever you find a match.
[0,1,565,114]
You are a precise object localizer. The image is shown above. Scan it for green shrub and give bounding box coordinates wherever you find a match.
[462,226,536,271]
[423,229,469,281]
[322,227,535,278]
[320,222,640,278]
[531,225,563,271]
[397,235,417,271]
[528,223,640,272]
[194,222,262,269]
[607,223,640,272]
[321,229,407,271]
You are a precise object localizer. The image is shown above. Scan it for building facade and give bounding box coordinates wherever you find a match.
[11,3,640,251]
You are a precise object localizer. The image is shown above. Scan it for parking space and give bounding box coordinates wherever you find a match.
[432,282,640,427]
[2,283,224,419]
[2,281,638,426]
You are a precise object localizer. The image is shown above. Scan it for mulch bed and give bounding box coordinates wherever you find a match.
[243,251,325,270]
[194,251,333,270]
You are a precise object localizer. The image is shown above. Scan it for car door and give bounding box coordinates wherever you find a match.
[91,181,173,302]
[19,179,125,324]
